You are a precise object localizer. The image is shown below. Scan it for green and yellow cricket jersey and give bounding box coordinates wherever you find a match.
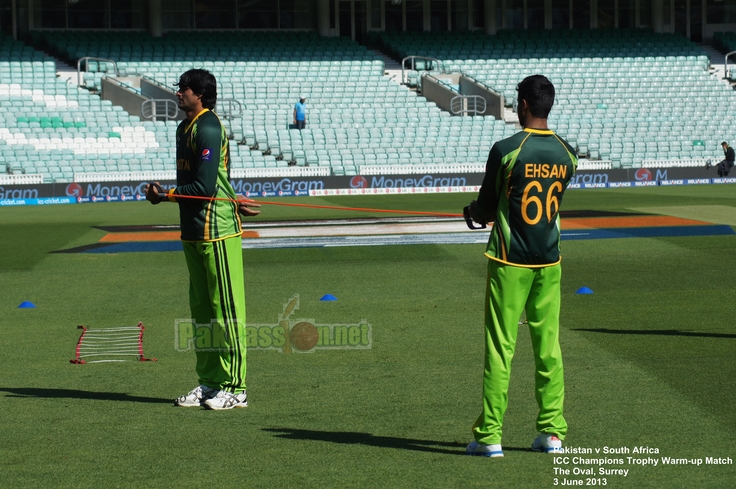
[169,108,242,242]
[476,128,577,267]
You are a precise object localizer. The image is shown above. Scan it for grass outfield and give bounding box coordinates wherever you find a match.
[1,186,735,488]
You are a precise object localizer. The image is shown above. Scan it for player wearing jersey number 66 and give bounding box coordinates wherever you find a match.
[465,75,577,457]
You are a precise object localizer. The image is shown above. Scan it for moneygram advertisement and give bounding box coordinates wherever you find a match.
[0,167,730,207]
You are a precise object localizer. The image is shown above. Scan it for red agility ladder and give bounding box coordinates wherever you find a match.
[70,322,157,364]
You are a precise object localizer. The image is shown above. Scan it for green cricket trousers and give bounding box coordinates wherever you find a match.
[472,260,568,445]
[183,236,247,394]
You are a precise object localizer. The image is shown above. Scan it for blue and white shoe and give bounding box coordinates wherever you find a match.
[203,390,248,410]
[531,433,563,453]
[174,385,218,407]
[466,441,504,458]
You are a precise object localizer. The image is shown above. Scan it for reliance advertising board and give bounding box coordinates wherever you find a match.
[0,167,729,207]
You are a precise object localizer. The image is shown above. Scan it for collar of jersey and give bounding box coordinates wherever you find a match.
[185,108,210,133]
[524,128,554,135]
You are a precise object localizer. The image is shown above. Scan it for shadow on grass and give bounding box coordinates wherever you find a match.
[0,387,171,404]
[572,328,736,339]
[264,428,534,455]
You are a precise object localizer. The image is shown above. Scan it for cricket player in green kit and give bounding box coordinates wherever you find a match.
[465,75,577,457]
[145,69,260,410]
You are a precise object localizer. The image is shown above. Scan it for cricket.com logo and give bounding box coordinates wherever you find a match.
[174,295,371,354]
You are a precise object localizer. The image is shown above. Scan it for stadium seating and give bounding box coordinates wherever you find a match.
[28,30,512,178]
[377,29,734,169]
[2,28,735,182]
[0,33,167,182]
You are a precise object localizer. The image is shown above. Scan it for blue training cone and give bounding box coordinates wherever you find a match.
[576,287,594,295]
[18,301,36,308]
[320,294,338,301]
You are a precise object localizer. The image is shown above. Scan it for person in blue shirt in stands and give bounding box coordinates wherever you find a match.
[293,95,307,130]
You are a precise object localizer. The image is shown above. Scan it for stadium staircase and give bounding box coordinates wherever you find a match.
[55,59,78,86]
[368,49,403,84]
[701,44,727,80]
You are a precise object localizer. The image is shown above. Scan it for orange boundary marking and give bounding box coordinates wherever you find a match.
[100,231,181,243]
[563,216,710,230]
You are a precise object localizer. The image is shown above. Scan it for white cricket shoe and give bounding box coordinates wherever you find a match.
[174,385,218,407]
[203,390,248,410]
[466,441,504,458]
[532,433,563,453]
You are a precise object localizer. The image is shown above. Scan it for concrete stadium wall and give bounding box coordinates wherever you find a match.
[420,74,458,114]
[101,77,149,118]
[422,74,504,120]
[458,76,504,120]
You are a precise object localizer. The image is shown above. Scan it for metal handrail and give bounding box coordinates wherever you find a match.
[401,56,442,85]
[216,98,244,141]
[141,99,179,122]
[422,72,461,93]
[217,98,243,119]
[450,95,487,116]
[77,56,120,88]
[458,72,500,95]
[725,50,736,80]
[104,76,143,95]
[142,75,173,90]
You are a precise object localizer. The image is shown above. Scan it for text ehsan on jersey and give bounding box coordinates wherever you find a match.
[525,163,568,179]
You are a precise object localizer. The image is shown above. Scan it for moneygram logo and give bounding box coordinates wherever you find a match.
[635,168,668,182]
[350,176,369,188]
[635,168,653,181]
[66,183,83,197]
[174,295,371,353]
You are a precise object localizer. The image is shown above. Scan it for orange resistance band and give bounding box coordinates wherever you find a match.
[163,193,464,218]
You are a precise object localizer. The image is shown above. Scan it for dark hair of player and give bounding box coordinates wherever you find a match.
[516,75,555,119]
[176,69,217,110]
